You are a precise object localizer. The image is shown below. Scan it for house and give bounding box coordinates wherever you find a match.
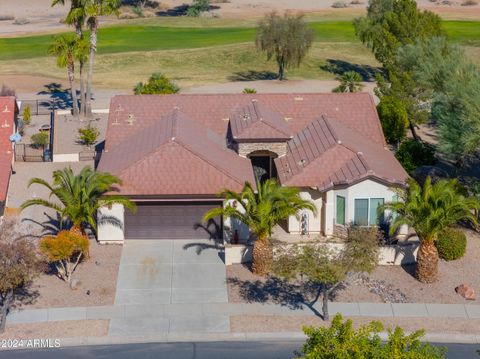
[0,96,18,216]
[96,93,408,243]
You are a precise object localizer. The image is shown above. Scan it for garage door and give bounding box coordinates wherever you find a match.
[125,202,222,240]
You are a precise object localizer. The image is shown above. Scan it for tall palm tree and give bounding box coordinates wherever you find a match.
[383,177,479,283]
[21,166,136,235]
[204,179,316,275]
[52,0,88,116]
[49,35,88,117]
[83,0,119,118]
[333,71,364,93]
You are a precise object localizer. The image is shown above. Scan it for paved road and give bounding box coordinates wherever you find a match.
[0,341,478,359]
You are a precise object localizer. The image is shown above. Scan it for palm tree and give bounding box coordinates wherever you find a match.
[52,0,88,116]
[204,179,316,275]
[383,177,479,283]
[21,166,135,235]
[49,35,88,117]
[333,71,364,93]
[83,0,119,118]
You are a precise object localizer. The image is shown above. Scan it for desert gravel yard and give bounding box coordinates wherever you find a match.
[0,320,109,339]
[227,230,480,305]
[17,242,122,309]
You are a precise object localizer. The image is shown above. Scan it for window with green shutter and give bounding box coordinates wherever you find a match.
[354,199,369,226]
[336,195,345,225]
[370,198,385,225]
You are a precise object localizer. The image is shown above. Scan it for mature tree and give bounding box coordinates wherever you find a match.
[354,0,443,139]
[395,138,436,174]
[40,230,89,284]
[397,38,480,164]
[133,73,180,95]
[81,0,119,118]
[383,177,480,283]
[204,179,316,275]
[0,217,40,333]
[52,0,88,115]
[186,0,210,17]
[297,314,445,358]
[273,227,379,320]
[49,34,88,117]
[354,0,444,70]
[256,12,314,80]
[21,166,136,235]
[332,71,364,93]
[377,95,408,144]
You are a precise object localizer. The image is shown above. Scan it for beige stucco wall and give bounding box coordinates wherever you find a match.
[223,199,250,243]
[237,142,287,158]
[287,188,323,234]
[97,204,125,243]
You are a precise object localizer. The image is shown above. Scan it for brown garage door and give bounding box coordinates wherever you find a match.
[125,202,222,240]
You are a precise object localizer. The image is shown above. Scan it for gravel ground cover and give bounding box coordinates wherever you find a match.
[227,230,480,305]
[0,320,109,339]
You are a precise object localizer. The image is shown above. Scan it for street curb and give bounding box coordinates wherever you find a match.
[1,331,479,351]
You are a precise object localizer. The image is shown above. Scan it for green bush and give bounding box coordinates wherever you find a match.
[377,96,408,144]
[436,228,467,261]
[134,73,180,95]
[186,0,210,16]
[78,124,100,147]
[395,139,436,173]
[30,132,49,149]
[242,88,257,94]
[23,105,31,126]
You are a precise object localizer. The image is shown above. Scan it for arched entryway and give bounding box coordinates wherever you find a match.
[247,150,278,183]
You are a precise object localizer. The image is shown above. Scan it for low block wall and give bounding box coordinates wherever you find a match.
[225,242,419,266]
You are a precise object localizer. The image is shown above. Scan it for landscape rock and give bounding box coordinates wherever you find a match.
[455,284,476,300]
[69,278,81,290]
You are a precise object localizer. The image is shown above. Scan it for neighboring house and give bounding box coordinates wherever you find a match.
[97,93,408,243]
[0,96,18,216]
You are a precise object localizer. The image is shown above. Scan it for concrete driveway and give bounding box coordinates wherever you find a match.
[114,239,228,305]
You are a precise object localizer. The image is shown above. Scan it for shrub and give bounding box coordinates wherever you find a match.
[243,88,257,94]
[30,132,49,149]
[332,1,348,7]
[299,314,445,358]
[377,96,408,144]
[0,85,15,96]
[436,228,467,261]
[40,230,90,284]
[395,139,436,174]
[134,73,180,95]
[461,0,478,5]
[187,0,210,16]
[23,105,31,126]
[78,123,100,147]
[13,18,30,25]
[0,15,14,21]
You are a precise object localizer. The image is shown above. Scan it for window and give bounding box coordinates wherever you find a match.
[354,198,385,226]
[336,196,345,225]
[354,199,369,226]
[370,198,385,225]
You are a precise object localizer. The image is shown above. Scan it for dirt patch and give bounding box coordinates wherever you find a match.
[0,320,109,339]
[14,241,122,310]
[231,315,480,334]
[227,230,480,305]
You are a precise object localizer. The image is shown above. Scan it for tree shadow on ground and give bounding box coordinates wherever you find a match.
[10,283,41,313]
[22,212,72,237]
[320,59,380,82]
[228,70,278,82]
[183,220,224,256]
[228,268,328,318]
[37,83,72,110]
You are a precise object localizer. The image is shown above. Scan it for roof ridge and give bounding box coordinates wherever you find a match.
[174,136,246,186]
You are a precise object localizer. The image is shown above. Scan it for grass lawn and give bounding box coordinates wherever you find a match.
[0,20,479,61]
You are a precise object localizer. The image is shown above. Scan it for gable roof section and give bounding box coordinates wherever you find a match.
[0,97,16,203]
[275,116,408,191]
[230,99,292,141]
[97,109,255,196]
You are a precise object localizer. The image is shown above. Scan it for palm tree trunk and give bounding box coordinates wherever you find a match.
[85,19,97,119]
[252,235,272,276]
[416,240,439,283]
[67,64,79,117]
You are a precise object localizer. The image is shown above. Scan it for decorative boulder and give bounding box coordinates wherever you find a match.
[69,278,81,290]
[455,284,475,300]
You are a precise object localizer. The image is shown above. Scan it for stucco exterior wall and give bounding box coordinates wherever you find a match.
[97,204,125,243]
[237,142,287,158]
[287,188,323,234]
[223,199,250,243]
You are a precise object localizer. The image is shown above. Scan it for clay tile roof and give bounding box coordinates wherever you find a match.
[230,99,292,141]
[97,109,255,196]
[275,116,408,190]
[0,97,16,203]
